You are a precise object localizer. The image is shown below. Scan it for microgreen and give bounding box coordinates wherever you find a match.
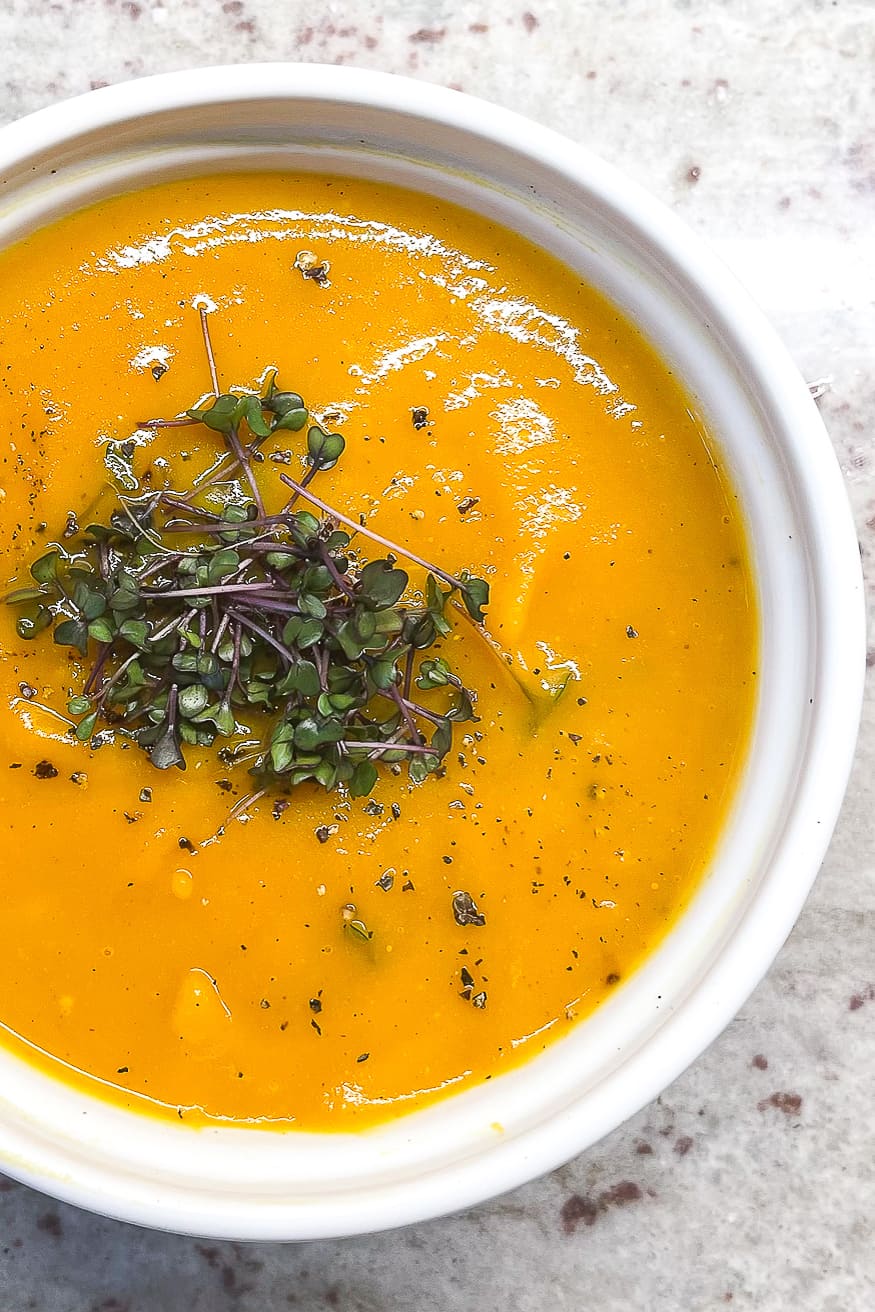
[5,307,491,802]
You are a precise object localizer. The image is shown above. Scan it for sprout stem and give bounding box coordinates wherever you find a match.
[278,473,465,591]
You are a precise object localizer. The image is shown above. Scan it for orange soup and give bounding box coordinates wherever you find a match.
[0,174,756,1129]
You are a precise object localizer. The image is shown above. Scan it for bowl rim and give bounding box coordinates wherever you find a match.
[0,63,865,1240]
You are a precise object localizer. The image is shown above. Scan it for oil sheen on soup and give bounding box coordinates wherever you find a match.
[0,174,757,1129]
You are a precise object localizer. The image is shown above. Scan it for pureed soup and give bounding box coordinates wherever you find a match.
[0,174,756,1130]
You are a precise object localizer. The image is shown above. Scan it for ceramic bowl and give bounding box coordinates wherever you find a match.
[0,64,864,1240]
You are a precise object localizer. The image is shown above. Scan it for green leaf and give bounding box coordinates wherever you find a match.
[358,559,408,611]
[265,389,307,430]
[281,616,302,645]
[283,616,323,649]
[53,618,88,655]
[87,618,115,644]
[172,651,219,682]
[109,583,140,612]
[118,619,149,649]
[431,721,452,760]
[336,620,366,662]
[302,564,334,595]
[278,659,320,698]
[178,684,209,717]
[405,613,436,650]
[240,393,271,439]
[270,391,305,416]
[409,752,440,784]
[30,551,60,586]
[190,699,234,735]
[372,610,404,636]
[180,722,203,746]
[349,759,378,798]
[4,585,47,605]
[376,709,402,737]
[324,530,351,552]
[16,610,48,639]
[461,574,490,623]
[447,684,478,723]
[245,681,274,707]
[265,551,298,570]
[273,407,308,433]
[67,695,92,715]
[83,522,113,543]
[206,548,241,583]
[293,511,320,538]
[81,590,107,621]
[416,657,451,689]
[294,717,344,750]
[427,572,451,637]
[426,573,445,614]
[327,665,358,694]
[314,760,339,790]
[354,609,377,641]
[373,747,408,764]
[75,711,99,742]
[331,691,360,715]
[125,659,145,688]
[270,739,294,774]
[306,426,345,471]
[149,727,186,771]
[210,702,236,736]
[189,393,238,435]
[299,593,328,620]
[171,652,200,675]
[368,656,398,690]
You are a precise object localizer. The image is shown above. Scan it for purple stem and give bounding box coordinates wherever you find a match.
[402,648,414,701]
[338,740,437,756]
[314,643,329,692]
[283,463,318,510]
[226,622,243,700]
[83,643,112,696]
[150,608,196,642]
[199,305,220,396]
[400,695,444,726]
[137,417,201,430]
[386,682,423,745]
[278,473,464,592]
[95,650,142,706]
[319,544,355,598]
[210,611,232,654]
[160,517,283,536]
[227,609,294,666]
[225,424,265,520]
[234,597,303,616]
[140,582,290,599]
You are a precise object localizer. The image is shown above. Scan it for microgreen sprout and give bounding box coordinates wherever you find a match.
[5,308,490,801]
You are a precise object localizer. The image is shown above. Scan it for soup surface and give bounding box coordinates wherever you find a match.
[0,173,756,1129]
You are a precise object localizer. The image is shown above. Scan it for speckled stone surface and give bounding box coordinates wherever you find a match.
[0,1,872,1308]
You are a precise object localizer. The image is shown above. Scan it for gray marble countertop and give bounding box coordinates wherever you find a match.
[0,1,872,1308]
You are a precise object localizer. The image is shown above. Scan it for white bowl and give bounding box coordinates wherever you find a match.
[0,65,864,1240]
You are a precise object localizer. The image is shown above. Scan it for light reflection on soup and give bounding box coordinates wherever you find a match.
[0,174,756,1129]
